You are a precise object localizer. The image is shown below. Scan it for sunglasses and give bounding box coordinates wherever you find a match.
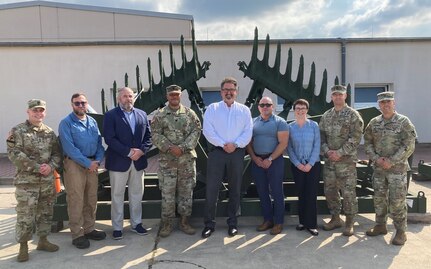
[258,103,272,108]
[168,92,181,96]
[73,101,87,107]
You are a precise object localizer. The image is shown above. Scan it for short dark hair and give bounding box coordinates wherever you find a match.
[220,77,238,89]
[71,93,86,102]
[293,99,309,110]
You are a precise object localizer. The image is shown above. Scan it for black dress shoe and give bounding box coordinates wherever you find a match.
[72,236,90,249]
[228,226,238,237]
[296,224,305,231]
[307,228,319,236]
[201,227,215,238]
[85,229,106,241]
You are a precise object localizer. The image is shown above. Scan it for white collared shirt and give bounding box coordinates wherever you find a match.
[203,101,252,148]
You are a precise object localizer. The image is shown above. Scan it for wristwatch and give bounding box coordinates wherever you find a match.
[268,156,273,161]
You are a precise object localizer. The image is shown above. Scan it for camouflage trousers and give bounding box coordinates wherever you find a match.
[372,169,408,232]
[323,161,358,216]
[15,183,55,242]
[158,156,196,220]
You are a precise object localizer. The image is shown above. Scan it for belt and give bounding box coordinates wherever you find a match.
[65,155,95,160]
[256,153,271,159]
[213,146,243,152]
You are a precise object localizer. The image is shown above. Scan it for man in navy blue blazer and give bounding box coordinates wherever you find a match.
[103,87,152,240]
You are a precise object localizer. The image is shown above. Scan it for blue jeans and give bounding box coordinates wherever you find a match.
[251,156,285,224]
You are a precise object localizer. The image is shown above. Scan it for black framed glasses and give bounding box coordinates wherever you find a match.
[294,107,308,111]
[73,101,87,107]
[258,103,272,108]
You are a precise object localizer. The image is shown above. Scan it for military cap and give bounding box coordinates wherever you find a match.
[28,99,46,109]
[331,85,347,94]
[377,91,395,102]
[166,84,182,93]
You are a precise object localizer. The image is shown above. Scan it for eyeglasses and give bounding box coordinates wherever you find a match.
[222,88,236,92]
[295,107,308,111]
[258,103,272,108]
[73,101,87,107]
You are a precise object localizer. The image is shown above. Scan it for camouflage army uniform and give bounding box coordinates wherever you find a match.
[151,104,201,221]
[364,112,416,232]
[7,120,61,242]
[320,104,364,216]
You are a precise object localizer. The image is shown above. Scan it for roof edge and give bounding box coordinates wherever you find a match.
[1,36,431,47]
[0,0,193,21]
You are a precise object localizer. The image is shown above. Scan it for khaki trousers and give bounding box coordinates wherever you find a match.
[63,158,98,239]
[109,164,144,231]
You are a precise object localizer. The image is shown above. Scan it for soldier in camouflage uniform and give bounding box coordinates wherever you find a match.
[364,91,416,246]
[319,85,364,236]
[151,85,202,237]
[6,99,61,262]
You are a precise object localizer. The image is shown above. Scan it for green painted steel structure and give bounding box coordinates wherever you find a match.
[53,28,426,223]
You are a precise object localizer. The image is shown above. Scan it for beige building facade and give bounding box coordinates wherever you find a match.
[0,1,193,42]
[1,1,430,153]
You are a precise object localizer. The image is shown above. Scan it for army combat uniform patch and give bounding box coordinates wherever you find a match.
[6,132,15,148]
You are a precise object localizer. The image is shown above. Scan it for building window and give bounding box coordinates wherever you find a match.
[201,87,221,106]
[354,84,391,109]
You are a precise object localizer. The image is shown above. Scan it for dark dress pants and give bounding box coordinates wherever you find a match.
[291,162,321,229]
[204,148,245,229]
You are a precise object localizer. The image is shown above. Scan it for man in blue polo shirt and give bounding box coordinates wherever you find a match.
[246,96,289,235]
[59,93,106,249]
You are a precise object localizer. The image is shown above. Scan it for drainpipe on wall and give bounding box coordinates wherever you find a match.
[341,39,346,85]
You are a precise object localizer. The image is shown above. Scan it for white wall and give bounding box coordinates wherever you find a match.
[1,40,430,153]
[346,41,431,142]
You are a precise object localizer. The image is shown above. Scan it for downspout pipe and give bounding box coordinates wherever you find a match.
[341,39,346,85]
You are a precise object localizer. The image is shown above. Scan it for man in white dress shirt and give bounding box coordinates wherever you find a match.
[201,77,253,238]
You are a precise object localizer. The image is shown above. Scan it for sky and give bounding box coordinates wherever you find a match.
[1,0,431,40]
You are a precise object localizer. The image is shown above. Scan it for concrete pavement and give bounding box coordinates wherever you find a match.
[1,144,430,268]
[1,179,431,269]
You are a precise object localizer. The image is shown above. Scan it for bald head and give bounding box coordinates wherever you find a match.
[258,96,274,119]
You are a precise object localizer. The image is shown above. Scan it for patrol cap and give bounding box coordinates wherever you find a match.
[166,84,182,94]
[377,91,395,102]
[331,85,347,94]
[28,99,46,110]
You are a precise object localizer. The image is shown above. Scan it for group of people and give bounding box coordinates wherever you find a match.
[6,77,416,263]
[245,84,416,247]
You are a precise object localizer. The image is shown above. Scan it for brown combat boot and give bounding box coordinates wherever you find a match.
[392,230,407,246]
[323,215,344,231]
[342,215,354,236]
[36,236,59,252]
[366,224,388,236]
[179,216,196,235]
[17,242,29,262]
[159,219,174,238]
